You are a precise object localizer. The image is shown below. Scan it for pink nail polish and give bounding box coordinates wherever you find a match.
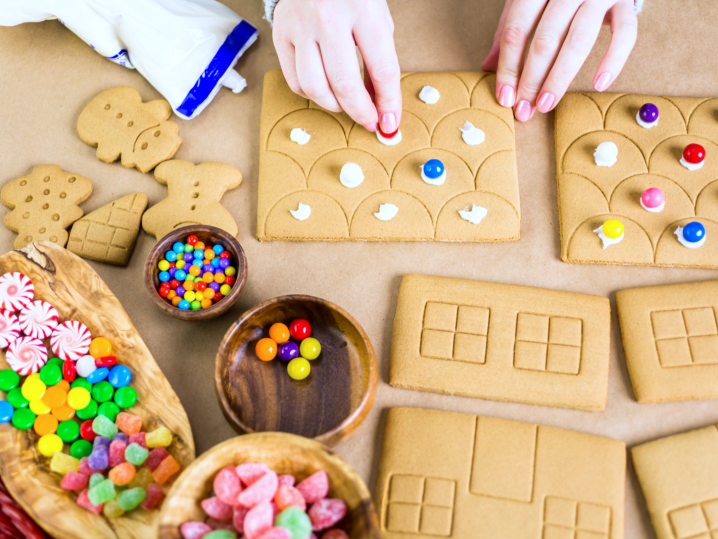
[514,100,531,122]
[594,72,613,92]
[537,93,555,113]
[499,85,515,108]
[381,113,397,134]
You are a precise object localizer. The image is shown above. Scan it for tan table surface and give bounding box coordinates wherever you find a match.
[1,1,717,537]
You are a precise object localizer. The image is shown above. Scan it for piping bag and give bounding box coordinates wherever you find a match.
[0,0,258,120]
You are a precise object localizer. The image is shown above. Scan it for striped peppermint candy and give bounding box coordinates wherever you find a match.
[0,272,34,312]
[50,320,92,361]
[6,336,47,375]
[18,300,59,340]
[0,311,21,349]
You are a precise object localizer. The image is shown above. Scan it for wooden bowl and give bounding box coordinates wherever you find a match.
[144,225,247,321]
[157,433,380,539]
[215,295,378,447]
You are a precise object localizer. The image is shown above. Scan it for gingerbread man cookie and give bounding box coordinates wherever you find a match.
[77,86,182,173]
[142,160,242,239]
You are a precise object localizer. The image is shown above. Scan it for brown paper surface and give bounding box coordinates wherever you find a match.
[1,1,717,537]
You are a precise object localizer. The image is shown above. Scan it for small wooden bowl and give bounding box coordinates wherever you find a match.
[215,295,378,447]
[144,225,247,321]
[157,433,380,539]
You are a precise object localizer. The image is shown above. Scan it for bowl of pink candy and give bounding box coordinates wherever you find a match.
[157,432,379,539]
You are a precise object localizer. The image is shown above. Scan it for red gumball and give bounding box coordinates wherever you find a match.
[225,275,235,286]
[212,293,223,303]
[169,279,180,290]
[95,356,117,368]
[195,281,207,292]
[62,359,76,382]
[80,420,97,441]
[684,143,706,164]
[219,251,230,259]
[290,319,311,340]
[159,287,170,298]
[186,235,198,246]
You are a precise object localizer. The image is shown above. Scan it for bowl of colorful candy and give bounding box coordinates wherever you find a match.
[144,225,247,321]
[214,295,378,448]
[157,432,380,539]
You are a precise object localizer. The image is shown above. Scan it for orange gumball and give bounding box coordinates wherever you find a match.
[200,299,212,309]
[255,338,277,361]
[171,296,182,307]
[269,323,290,344]
[89,337,112,359]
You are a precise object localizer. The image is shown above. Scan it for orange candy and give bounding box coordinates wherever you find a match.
[42,385,67,409]
[201,299,212,309]
[52,404,76,421]
[109,462,136,486]
[214,273,226,284]
[167,290,177,300]
[269,323,290,344]
[202,272,214,283]
[55,380,71,393]
[255,338,277,361]
[152,455,180,485]
[194,241,205,250]
[89,337,112,359]
[183,280,194,291]
[204,288,216,300]
[34,414,58,436]
[171,296,182,307]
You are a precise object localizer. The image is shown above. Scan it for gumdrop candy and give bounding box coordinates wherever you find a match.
[88,447,109,471]
[152,454,180,485]
[93,435,111,450]
[275,507,312,539]
[202,496,233,520]
[244,501,274,539]
[109,462,136,486]
[215,466,242,506]
[238,471,278,508]
[204,531,237,539]
[236,462,270,486]
[271,502,280,519]
[77,488,103,514]
[128,467,153,490]
[92,414,118,438]
[117,487,146,511]
[233,505,249,533]
[180,521,213,539]
[275,485,306,512]
[322,530,349,539]
[140,483,164,511]
[115,412,142,435]
[78,457,92,476]
[50,451,79,475]
[258,528,291,539]
[103,499,125,518]
[206,518,237,531]
[109,440,127,467]
[308,499,346,531]
[113,432,129,444]
[60,471,88,491]
[89,473,105,489]
[125,442,149,466]
[88,478,116,505]
[146,446,170,471]
[278,475,295,487]
[146,426,172,448]
[296,471,328,504]
[129,431,147,449]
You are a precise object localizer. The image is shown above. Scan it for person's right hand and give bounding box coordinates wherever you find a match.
[272,0,403,134]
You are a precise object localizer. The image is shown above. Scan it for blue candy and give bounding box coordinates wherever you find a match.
[193,249,204,260]
[87,367,109,384]
[178,300,190,310]
[172,242,185,254]
[108,365,132,388]
[423,159,444,179]
[212,244,224,255]
[165,250,178,262]
[683,221,705,243]
[0,401,14,423]
[211,258,221,269]
[158,271,170,282]
[174,270,187,281]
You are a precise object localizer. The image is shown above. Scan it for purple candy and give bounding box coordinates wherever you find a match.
[182,252,194,263]
[219,258,230,269]
[208,282,221,292]
[93,436,111,449]
[202,264,213,273]
[88,448,109,471]
[176,286,186,297]
[168,267,177,278]
[278,341,300,362]
[113,433,129,443]
[639,103,659,123]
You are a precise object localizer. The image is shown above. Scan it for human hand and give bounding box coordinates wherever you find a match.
[272,0,402,134]
[482,0,638,121]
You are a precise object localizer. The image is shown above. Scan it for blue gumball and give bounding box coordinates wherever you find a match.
[172,242,185,254]
[158,271,170,283]
[0,401,13,423]
[423,159,444,179]
[108,365,132,388]
[683,221,705,244]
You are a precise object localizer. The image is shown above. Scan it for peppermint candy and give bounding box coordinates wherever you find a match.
[18,300,59,340]
[6,336,48,375]
[50,320,92,361]
[0,310,21,349]
[0,272,34,312]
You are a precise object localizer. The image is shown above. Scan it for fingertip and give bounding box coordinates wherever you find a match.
[482,43,500,72]
[365,122,379,133]
[498,84,516,108]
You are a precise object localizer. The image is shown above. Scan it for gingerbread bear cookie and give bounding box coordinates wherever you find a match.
[1,165,93,249]
[77,86,182,173]
[142,160,242,240]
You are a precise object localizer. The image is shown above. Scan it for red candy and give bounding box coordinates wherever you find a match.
[180,521,213,539]
[129,431,148,449]
[95,356,117,368]
[109,440,127,467]
[201,496,233,520]
[80,420,97,441]
[145,446,170,471]
[159,287,170,298]
[243,501,274,539]
[206,518,236,531]
[296,470,328,504]
[214,466,243,506]
[308,498,347,531]
[212,293,223,303]
[225,275,236,286]
[140,483,165,511]
[195,281,206,292]
[170,279,180,290]
[61,471,88,491]
[62,358,76,382]
[278,474,295,487]
[684,143,706,164]
[220,251,230,259]
[238,471,278,508]
[258,528,291,539]
[77,489,103,514]
[275,484,306,512]
[236,462,271,486]
[289,319,311,340]
[187,235,198,246]
[78,457,92,476]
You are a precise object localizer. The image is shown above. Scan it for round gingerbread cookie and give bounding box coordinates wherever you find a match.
[50,320,92,361]
[0,310,21,349]
[0,272,34,312]
[18,300,59,340]
[6,336,48,375]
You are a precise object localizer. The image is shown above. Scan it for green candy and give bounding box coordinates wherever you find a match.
[39,363,62,386]
[11,408,35,430]
[92,414,118,438]
[98,401,119,422]
[91,381,114,403]
[0,370,20,392]
[70,439,93,459]
[183,244,193,253]
[88,479,116,505]
[124,443,148,466]
[89,473,104,489]
[47,357,64,368]
[71,378,92,392]
[275,507,312,539]
[203,532,237,539]
[116,487,146,511]
[76,399,98,420]
[114,386,137,409]
[57,420,80,443]
[6,387,28,409]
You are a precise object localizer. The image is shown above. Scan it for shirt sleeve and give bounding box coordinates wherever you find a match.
[264,0,279,24]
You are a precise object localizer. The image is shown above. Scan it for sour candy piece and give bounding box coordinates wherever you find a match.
[113,432,129,444]
[77,488,103,514]
[88,446,109,471]
[308,499,347,531]
[233,505,250,533]
[78,457,92,476]
[18,300,59,339]
[128,467,154,490]
[258,528,291,539]
[236,462,271,486]
[275,485,306,512]
[0,272,34,311]
[116,412,143,435]
[125,442,149,466]
[117,487,147,511]
[109,462,136,486]
[146,426,172,447]
[60,471,89,491]
[145,446,170,471]
[50,320,92,361]
[278,475,296,487]
[202,496,234,520]
[152,454,180,485]
[275,506,312,539]
[88,478,117,505]
[204,531,238,539]
[93,414,118,438]
[109,440,127,467]
[206,518,237,531]
[140,483,165,511]
[50,451,79,475]
[244,501,274,539]
[89,473,105,489]
[215,466,243,506]
[180,521,213,539]
[238,471,278,508]
[129,431,148,449]
[103,498,125,518]
[296,471,328,504]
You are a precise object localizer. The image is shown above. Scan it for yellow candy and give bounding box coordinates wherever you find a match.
[602,219,624,239]
[176,260,186,270]
[183,291,196,302]
[145,426,173,448]
[128,467,153,490]
[194,290,204,301]
[50,451,79,475]
[22,376,46,401]
[29,399,51,415]
[287,357,311,381]
[67,387,91,410]
[103,499,125,518]
[38,433,63,457]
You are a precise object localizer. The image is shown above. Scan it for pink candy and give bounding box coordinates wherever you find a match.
[206,518,236,531]
[129,431,148,449]
[275,484,306,512]
[308,499,347,531]
[109,440,127,467]
[258,527,291,539]
[323,530,349,539]
[277,474,295,487]
[146,446,170,471]
[60,471,88,491]
[236,462,271,486]
[244,501,274,539]
[78,457,92,476]
[238,471,278,508]
[77,489,103,514]
[233,505,249,533]
[214,466,242,506]
[140,483,165,511]
[180,521,213,539]
[201,496,233,520]
[297,470,329,504]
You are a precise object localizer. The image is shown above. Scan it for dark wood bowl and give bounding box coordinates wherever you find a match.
[144,225,247,321]
[215,295,378,447]
[157,432,380,539]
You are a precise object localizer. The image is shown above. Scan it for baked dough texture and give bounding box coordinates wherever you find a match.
[555,93,718,268]
[257,70,519,241]
[377,407,625,539]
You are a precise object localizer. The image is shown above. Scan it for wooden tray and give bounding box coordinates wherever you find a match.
[0,241,195,539]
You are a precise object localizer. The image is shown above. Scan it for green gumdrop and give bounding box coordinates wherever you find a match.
[275,506,312,539]
[117,487,146,511]
[88,479,116,505]
[92,414,118,438]
[89,473,105,489]
[103,498,125,518]
[124,443,148,466]
[203,531,237,539]
[76,399,98,420]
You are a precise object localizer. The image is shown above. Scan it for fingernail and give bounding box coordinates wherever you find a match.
[365,122,378,132]
[594,72,613,92]
[498,85,515,108]
[380,113,397,134]
[537,93,555,113]
[514,100,531,122]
